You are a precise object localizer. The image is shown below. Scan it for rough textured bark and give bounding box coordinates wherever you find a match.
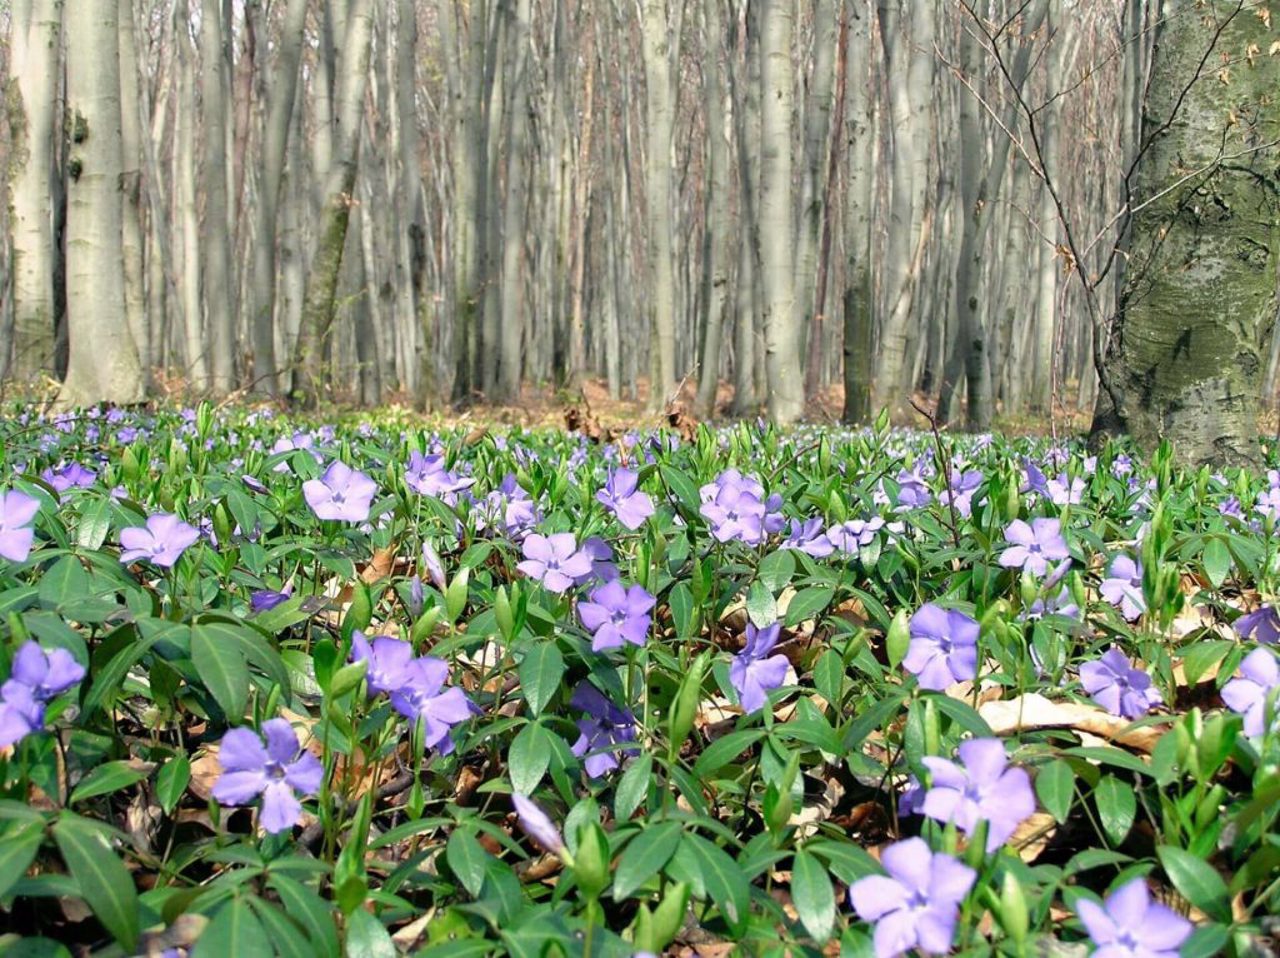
[495,0,532,402]
[842,0,874,424]
[730,3,760,416]
[758,0,803,424]
[291,0,374,408]
[7,0,63,384]
[58,0,144,408]
[1091,0,1280,466]
[695,0,731,419]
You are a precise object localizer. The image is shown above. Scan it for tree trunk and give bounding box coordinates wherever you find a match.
[200,0,236,392]
[8,0,63,384]
[695,0,731,418]
[290,0,374,408]
[1091,0,1280,467]
[58,0,145,408]
[642,0,678,409]
[495,0,532,402]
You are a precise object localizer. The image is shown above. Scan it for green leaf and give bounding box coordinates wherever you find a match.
[813,650,844,707]
[191,625,250,720]
[517,641,564,718]
[1201,538,1232,589]
[193,898,272,958]
[1157,845,1230,923]
[791,848,835,942]
[660,466,701,516]
[508,723,551,794]
[344,908,398,958]
[76,499,113,551]
[678,834,749,934]
[156,755,191,815]
[746,579,777,628]
[38,557,91,610]
[268,874,340,958]
[246,898,314,958]
[1095,775,1136,845]
[614,753,652,821]
[758,550,796,593]
[1035,760,1074,824]
[785,586,834,627]
[613,821,682,899]
[69,761,149,805]
[693,729,767,777]
[447,828,490,898]
[0,821,45,899]
[52,815,139,952]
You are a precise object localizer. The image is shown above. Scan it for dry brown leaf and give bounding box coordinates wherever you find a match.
[1011,810,1058,862]
[979,692,1165,753]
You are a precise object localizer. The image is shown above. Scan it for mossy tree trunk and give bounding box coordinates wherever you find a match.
[1091,0,1280,467]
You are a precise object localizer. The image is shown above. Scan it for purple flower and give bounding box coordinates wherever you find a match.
[903,604,979,691]
[847,837,976,958]
[597,468,655,530]
[422,540,447,591]
[579,581,655,651]
[476,475,541,541]
[1047,473,1085,507]
[119,513,201,568]
[0,490,39,562]
[699,469,769,545]
[210,718,324,833]
[303,461,378,522]
[1235,605,1280,645]
[1076,878,1191,958]
[1222,648,1280,737]
[511,794,566,856]
[828,517,885,556]
[350,631,417,695]
[570,683,639,778]
[405,451,474,504]
[0,682,45,749]
[919,739,1035,852]
[894,468,932,510]
[1099,555,1145,621]
[389,658,477,754]
[1079,648,1162,718]
[730,622,790,713]
[41,462,96,492]
[939,470,982,519]
[250,586,292,613]
[0,641,86,748]
[577,536,620,584]
[998,518,1070,578]
[517,533,593,593]
[782,518,834,558]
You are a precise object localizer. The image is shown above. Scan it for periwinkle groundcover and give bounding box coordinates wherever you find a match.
[0,403,1273,956]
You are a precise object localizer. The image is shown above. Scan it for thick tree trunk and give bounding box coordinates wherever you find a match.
[1091,0,1280,466]
[200,0,236,392]
[58,0,144,408]
[495,0,532,402]
[8,0,63,384]
[291,0,374,408]
[642,0,678,409]
[695,0,731,419]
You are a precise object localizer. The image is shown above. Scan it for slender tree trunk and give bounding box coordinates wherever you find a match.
[200,0,235,392]
[842,0,875,424]
[695,0,731,418]
[642,0,678,409]
[175,0,206,388]
[730,2,760,416]
[495,0,532,402]
[8,0,63,384]
[58,0,144,408]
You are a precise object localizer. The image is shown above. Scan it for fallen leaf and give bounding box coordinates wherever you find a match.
[979,692,1165,753]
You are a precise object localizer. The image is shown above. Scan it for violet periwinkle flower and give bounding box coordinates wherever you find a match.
[120,513,201,568]
[1076,878,1191,958]
[350,631,418,696]
[1021,459,1051,499]
[303,461,378,522]
[577,536,620,585]
[895,468,932,510]
[405,451,474,504]
[998,518,1070,578]
[1235,605,1280,645]
[939,470,983,519]
[477,475,540,540]
[0,641,87,748]
[919,739,1036,852]
[847,837,976,958]
[579,581,655,651]
[730,622,790,713]
[570,683,639,778]
[0,490,40,562]
[210,718,324,834]
[1099,555,1146,621]
[390,657,478,754]
[1221,648,1280,738]
[828,517,885,556]
[699,479,766,545]
[511,794,566,856]
[41,462,96,493]
[250,586,292,613]
[1079,648,1162,719]
[903,604,979,691]
[241,474,268,494]
[269,432,317,474]
[1047,473,1086,507]
[1258,487,1280,523]
[518,533,594,593]
[422,540,448,591]
[596,467,656,530]
[782,518,835,558]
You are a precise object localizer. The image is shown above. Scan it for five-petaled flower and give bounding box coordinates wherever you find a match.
[847,836,976,958]
[1235,605,1280,645]
[120,513,201,568]
[303,461,378,522]
[1076,878,1191,958]
[919,738,1036,852]
[730,621,790,713]
[211,718,324,833]
[998,518,1070,578]
[569,683,639,778]
[578,580,655,651]
[1222,647,1280,738]
[0,641,86,748]
[596,467,655,530]
[389,657,478,753]
[1099,555,1146,621]
[1079,648,1162,719]
[903,603,979,691]
[517,533,593,593]
[0,490,40,562]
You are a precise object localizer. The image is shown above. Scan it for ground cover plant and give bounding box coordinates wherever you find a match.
[0,404,1276,957]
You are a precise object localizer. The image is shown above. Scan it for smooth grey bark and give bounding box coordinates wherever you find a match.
[1091,0,1280,466]
[58,0,144,408]
[842,0,874,424]
[118,0,149,385]
[246,0,307,395]
[729,2,760,416]
[200,0,235,392]
[642,0,678,409]
[175,0,206,388]
[695,0,731,419]
[291,0,373,408]
[758,0,803,424]
[495,0,531,402]
[7,0,63,383]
